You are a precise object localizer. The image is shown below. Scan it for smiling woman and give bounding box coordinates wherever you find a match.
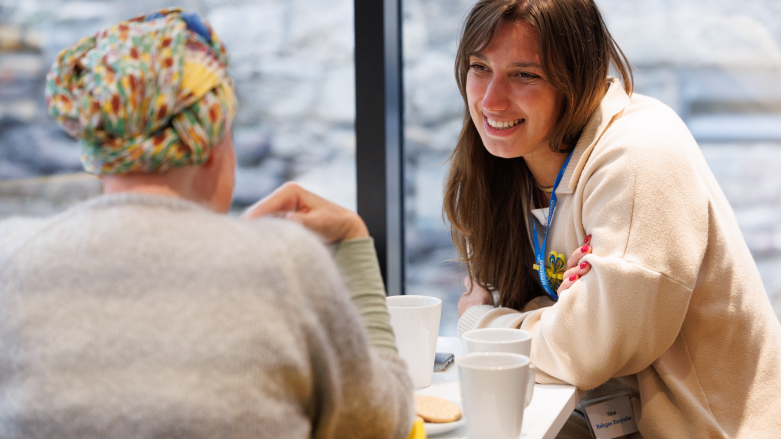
[445,0,631,312]
[445,0,781,438]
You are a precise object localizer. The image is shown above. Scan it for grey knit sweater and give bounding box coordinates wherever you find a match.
[0,193,413,439]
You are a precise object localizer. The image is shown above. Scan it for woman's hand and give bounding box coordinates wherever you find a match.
[557,235,593,295]
[241,182,369,244]
[458,276,495,318]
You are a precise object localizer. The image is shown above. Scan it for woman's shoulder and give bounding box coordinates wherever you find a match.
[239,215,328,255]
[611,94,692,141]
[0,216,48,255]
[582,92,712,203]
[238,216,341,281]
[592,92,699,165]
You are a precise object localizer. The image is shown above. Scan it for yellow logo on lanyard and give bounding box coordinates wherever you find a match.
[533,251,566,291]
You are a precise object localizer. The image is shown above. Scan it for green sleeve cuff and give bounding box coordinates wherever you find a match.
[334,237,398,354]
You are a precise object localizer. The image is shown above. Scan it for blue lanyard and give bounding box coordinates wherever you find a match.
[532,150,574,301]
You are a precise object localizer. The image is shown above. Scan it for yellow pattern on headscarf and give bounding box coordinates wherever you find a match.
[182,60,220,101]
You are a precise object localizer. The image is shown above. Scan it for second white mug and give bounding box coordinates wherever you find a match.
[386,295,442,388]
[462,327,532,356]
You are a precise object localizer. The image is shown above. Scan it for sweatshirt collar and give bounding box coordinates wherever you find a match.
[557,77,631,195]
[76,192,214,213]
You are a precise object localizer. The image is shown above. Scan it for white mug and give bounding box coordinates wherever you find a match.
[457,352,536,439]
[462,328,532,356]
[386,295,442,388]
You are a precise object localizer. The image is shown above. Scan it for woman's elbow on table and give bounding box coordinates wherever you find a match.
[523,268,691,389]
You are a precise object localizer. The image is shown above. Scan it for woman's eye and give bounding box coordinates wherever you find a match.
[470,63,487,71]
[517,72,538,79]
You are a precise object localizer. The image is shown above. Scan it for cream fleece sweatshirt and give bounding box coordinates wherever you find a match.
[458,78,781,439]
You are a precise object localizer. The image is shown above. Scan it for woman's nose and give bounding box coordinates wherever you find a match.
[481,77,510,112]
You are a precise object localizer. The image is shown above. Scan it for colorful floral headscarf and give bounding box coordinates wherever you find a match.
[45,8,237,175]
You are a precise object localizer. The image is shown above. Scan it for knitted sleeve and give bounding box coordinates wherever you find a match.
[333,237,397,354]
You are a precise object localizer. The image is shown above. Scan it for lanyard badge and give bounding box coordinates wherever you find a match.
[532,150,574,301]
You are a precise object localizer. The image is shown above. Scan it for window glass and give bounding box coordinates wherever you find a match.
[0,0,356,217]
[403,0,475,335]
[403,0,781,335]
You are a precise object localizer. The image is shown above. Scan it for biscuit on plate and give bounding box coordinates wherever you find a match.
[414,394,462,423]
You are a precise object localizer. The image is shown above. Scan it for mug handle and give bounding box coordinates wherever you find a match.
[525,364,536,408]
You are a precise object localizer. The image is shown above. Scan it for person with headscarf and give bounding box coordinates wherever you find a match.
[0,9,413,438]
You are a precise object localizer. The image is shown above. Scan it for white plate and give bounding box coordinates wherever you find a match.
[422,401,466,436]
[424,417,465,436]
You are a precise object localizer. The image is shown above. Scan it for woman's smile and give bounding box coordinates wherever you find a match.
[484,115,524,137]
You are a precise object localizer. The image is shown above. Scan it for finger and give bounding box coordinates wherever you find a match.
[291,208,357,244]
[244,183,328,220]
[568,244,592,269]
[284,210,336,243]
[557,273,579,293]
[559,260,590,290]
[567,235,593,268]
[561,260,591,282]
[241,184,302,219]
[560,267,578,284]
[558,261,593,294]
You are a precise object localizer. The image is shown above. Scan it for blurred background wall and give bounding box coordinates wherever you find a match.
[1,0,779,335]
[0,0,357,211]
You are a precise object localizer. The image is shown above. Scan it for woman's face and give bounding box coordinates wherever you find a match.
[466,20,565,159]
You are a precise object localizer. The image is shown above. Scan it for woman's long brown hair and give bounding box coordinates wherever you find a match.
[444,0,633,310]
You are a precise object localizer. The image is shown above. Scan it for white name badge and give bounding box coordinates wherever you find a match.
[584,395,638,439]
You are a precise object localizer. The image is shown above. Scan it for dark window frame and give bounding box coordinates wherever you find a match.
[354,0,405,296]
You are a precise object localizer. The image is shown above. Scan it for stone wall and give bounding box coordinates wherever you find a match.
[1,0,780,333]
[0,0,357,209]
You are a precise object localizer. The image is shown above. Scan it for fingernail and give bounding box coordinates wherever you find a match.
[584,235,592,244]
[569,274,578,281]
[580,262,589,269]
[581,245,590,253]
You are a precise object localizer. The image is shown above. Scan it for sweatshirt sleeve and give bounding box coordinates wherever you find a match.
[333,237,397,354]
[522,125,711,390]
[456,295,556,336]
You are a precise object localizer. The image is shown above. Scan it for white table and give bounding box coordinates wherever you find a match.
[416,337,579,439]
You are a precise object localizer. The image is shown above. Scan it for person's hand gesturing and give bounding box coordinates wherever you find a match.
[241,182,369,244]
